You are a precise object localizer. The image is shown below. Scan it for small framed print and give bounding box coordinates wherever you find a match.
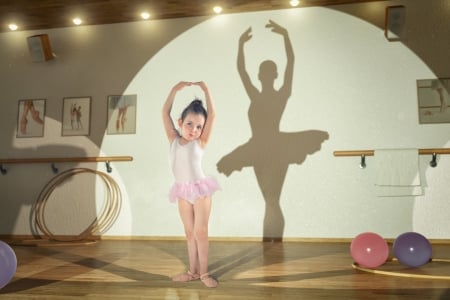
[17,99,46,138]
[107,94,137,134]
[417,78,450,124]
[62,97,91,136]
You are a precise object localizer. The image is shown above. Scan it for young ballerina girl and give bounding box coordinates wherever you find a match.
[162,81,220,288]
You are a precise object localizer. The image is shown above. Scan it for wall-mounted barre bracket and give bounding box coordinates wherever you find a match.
[51,163,59,174]
[430,152,438,168]
[0,164,7,175]
[105,161,112,173]
[359,155,366,169]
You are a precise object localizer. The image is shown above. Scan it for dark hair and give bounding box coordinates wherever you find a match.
[181,99,207,121]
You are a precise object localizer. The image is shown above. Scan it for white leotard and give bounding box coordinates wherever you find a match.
[170,136,206,183]
[168,136,220,204]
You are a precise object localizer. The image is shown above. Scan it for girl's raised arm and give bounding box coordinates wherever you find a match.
[162,81,191,143]
[194,81,215,147]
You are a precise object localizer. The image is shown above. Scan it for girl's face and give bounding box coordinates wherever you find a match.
[178,113,205,142]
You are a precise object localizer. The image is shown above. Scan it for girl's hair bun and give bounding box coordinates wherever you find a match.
[181,98,207,120]
[192,99,203,106]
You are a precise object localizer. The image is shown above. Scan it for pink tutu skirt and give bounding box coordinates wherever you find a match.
[169,177,220,204]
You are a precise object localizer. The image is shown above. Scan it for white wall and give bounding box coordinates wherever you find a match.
[0,0,449,240]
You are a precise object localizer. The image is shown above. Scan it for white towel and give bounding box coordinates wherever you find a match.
[374,149,422,196]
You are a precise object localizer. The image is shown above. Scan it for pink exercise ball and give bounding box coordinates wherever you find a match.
[350,232,389,268]
[393,232,432,267]
[0,241,17,289]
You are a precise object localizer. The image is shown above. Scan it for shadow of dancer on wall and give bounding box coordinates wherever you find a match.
[217,20,329,241]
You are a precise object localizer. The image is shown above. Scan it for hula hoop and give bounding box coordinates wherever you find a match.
[352,258,450,280]
[33,168,122,242]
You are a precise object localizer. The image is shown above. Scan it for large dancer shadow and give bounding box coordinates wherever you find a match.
[217,20,329,241]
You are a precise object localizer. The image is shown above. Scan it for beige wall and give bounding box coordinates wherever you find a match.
[0,0,449,240]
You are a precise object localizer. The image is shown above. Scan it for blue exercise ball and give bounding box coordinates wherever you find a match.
[393,232,432,267]
[0,241,17,289]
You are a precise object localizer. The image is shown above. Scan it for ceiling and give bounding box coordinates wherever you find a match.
[1,0,387,33]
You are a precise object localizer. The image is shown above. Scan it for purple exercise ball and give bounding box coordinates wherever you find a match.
[393,232,432,268]
[0,241,17,289]
[350,232,389,268]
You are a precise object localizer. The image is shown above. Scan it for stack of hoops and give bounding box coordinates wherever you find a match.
[32,168,121,242]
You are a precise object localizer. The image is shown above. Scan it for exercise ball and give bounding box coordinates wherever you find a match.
[350,232,389,268]
[0,241,17,289]
[393,232,432,267]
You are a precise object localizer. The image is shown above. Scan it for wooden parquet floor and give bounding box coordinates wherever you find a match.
[1,240,450,299]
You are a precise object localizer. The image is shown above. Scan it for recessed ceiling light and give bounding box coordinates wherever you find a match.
[213,6,223,14]
[141,12,150,20]
[72,18,82,25]
[290,0,300,6]
[8,23,18,31]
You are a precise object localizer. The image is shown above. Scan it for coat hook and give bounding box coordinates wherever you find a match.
[359,154,366,169]
[0,164,7,175]
[430,152,437,168]
[105,161,112,173]
[51,163,59,173]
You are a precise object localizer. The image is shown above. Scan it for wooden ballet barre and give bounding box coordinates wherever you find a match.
[0,156,133,174]
[0,156,133,164]
[333,148,450,157]
[333,148,450,168]
[333,150,374,157]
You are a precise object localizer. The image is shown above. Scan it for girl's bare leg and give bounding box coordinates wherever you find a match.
[193,197,211,275]
[193,197,217,287]
[175,197,217,287]
[177,199,199,275]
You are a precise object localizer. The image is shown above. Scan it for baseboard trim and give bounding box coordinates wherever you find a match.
[2,234,450,244]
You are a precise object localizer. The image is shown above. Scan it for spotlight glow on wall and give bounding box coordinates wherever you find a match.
[72,18,83,25]
[213,6,223,14]
[290,0,300,6]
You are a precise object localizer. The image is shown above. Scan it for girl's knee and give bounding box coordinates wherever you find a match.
[194,227,208,241]
[184,228,195,241]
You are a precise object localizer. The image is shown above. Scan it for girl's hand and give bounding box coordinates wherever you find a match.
[173,81,192,91]
[192,81,208,92]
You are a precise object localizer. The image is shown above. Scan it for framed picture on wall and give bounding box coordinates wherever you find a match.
[62,96,91,136]
[106,94,137,134]
[16,99,46,138]
[384,5,406,41]
[417,78,450,124]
